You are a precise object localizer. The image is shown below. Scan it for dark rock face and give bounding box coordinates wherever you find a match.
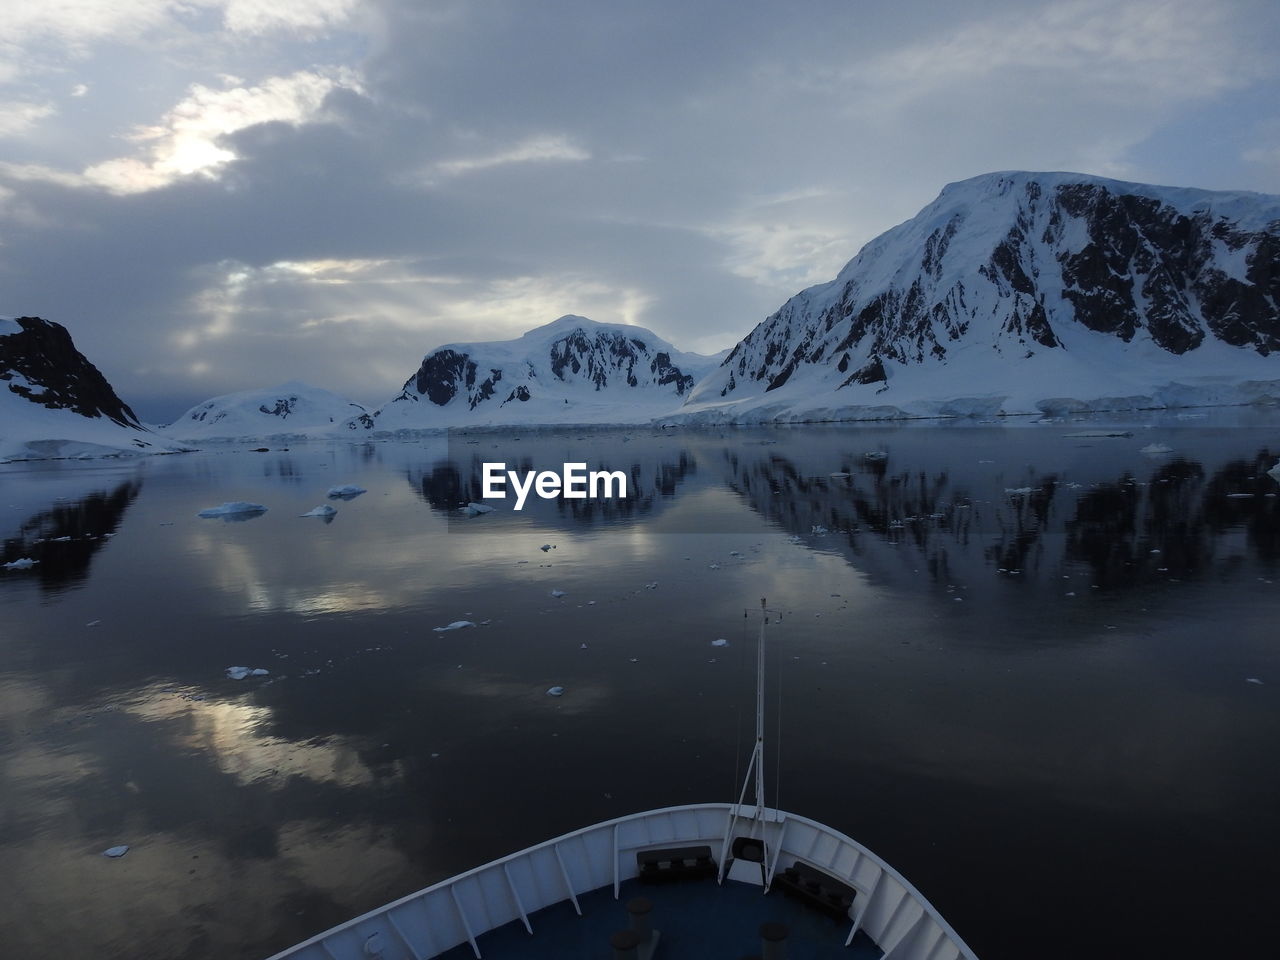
[0,317,142,428]
[413,349,478,407]
[711,175,1280,401]
[257,397,299,418]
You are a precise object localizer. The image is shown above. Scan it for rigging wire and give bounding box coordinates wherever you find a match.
[729,605,748,807]
[774,605,783,815]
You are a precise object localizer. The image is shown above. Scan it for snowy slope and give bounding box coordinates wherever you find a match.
[370,315,724,429]
[679,171,1280,423]
[1,316,188,462]
[164,381,373,441]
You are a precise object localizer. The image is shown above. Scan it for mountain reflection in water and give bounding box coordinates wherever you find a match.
[0,419,1277,960]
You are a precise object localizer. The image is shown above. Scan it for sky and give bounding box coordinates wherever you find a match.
[2,0,1279,423]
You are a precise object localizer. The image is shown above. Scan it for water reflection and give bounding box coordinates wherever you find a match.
[0,423,1277,960]
[1,479,141,591]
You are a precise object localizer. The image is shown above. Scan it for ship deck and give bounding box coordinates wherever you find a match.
[436,876,883,960]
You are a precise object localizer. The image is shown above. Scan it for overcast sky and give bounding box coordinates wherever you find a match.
[3,0,1278,421]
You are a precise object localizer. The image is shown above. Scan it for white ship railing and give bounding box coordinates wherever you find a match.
[265,802,979,960]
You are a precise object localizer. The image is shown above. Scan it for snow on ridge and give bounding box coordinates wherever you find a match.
[368,314,724,430]
[162,381,371,441]
[681,171,1280,425]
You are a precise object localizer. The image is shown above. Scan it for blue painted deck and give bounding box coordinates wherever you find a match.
[437,877,883,959]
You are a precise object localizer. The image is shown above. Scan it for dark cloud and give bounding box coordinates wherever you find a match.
[1,0,1276,420]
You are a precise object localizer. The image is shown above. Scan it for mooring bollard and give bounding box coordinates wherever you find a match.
[760,920,789,960]
[626,896,653,943]
[610,928,641,960]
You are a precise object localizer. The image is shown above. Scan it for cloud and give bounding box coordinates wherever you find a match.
[432,134,591,179]
[1,0,1277,421]
[16,68,364,194]
[0,100,55,136]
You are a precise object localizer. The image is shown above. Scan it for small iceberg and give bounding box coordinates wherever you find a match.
[3,557,38,570]
[326,484,367,500]
[711,638,728,647]
[102,845,130,858]
[432,620,476,632]
[550,589,567,598]
[1269,459,1279,481]
[226,666,270,680]
[546,686,565,697]
[198,501,267,519]
[300,505,337,518]
[1140,443,1172,456]
[540,544,555,552]
[1246,677,1264,685]
[459,502,495,516]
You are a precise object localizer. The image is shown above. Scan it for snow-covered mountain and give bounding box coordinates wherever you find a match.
[680,171,1280,423]
[1,316,187,461]
[165,381,373,440]
[370,315,724,429]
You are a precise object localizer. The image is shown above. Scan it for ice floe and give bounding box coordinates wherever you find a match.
[1246,677,1264,685]
[102,845,130,858]
[198,501,267,519]
[540,543,555,552]
[432,620,476,632]
[460,502,495,516]
[711,638,728,647]
[226,666,270,680]
[1140,443,1172,455]
[550,589,567,598]
[326,484,367,499]
[300,504,337,518]
[3,557,38,570]
[546,686,564,697]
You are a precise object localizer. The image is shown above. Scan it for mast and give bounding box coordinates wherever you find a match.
[753,596,766,816]
[718,598,776,883]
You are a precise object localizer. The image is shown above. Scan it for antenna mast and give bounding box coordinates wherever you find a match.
[718,598,777,884]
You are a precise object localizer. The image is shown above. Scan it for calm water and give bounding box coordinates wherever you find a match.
[2,416,1279,960]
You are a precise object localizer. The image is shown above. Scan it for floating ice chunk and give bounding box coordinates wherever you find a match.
[1064,431,1132,438]
[1140,443,1172,455]
[540,544,554,552]
[459,502,495,516]
[1269,460,1280,481]
[864,452,887,461]
[708,563,720,570]
[644,581,658,589]
[1246,677,1264,685]
[198,501,267,519]
[810,525,828,535]
[1004,487,1034,495]
[1226,493,1255,499]
[546,686,564,697]
[432,620,476,632]
[300,504,337,518]
[829,472,850,478]
[3,557,37,570]
[550,590,567,598]
[326,484,366,500]
[711,638,728,647]
[226,665,270,680]
[102,845,129,858]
